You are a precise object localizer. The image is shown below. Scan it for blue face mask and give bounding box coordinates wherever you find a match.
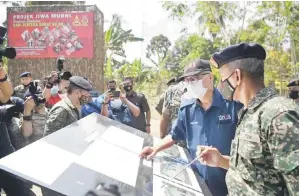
[50,86,59,95]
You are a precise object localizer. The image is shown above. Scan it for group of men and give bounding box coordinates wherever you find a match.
[0,42,298,196]
[0,67,153,195]
[141,42,299,196]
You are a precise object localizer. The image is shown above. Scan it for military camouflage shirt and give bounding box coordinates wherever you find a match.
[226,87,299,196]
[20,109,48,146]
[14,85,29,100]
[162,84,186,136]
[155,93,165,115]
[44,97,80,136]
[14,84,42,100]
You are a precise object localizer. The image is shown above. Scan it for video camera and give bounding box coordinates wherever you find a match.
[28,80,45,106]
[0,26,16,62]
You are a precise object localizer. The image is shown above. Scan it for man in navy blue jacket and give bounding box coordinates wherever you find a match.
[140,59,242,196]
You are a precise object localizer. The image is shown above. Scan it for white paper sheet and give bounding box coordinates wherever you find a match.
[75,139,140,187]
[143,159,152,168]
[0,140,77,185]
[85,131,101,143]
[101,126,144,154]
[153,175,204,196]
[153,155,202,192]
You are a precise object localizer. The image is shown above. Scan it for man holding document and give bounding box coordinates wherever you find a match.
[139,59,242,196]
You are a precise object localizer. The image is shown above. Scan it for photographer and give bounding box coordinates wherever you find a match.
[0,96,35,196]
[14,72,41,100]
[101,89,140,127]
[20,90,47,146]
[0,67,13,103]
[43,71,72,108]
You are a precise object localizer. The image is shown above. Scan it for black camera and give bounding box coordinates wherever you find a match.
[56,57,65,83]
[0,26,16,62]
[28,81,45,106]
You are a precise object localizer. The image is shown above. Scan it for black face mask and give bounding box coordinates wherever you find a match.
[219,72,236,101]
[289,91,299,100]
[124,85,132,92]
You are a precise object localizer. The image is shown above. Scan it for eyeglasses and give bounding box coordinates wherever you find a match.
[183,74,208,85]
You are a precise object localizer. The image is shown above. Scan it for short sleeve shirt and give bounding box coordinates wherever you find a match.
[126,92,150,132]
[170,88,241,196]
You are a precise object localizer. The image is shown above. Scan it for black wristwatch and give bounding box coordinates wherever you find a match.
[102,102,109,105]
[23,115,33,121]
[0,74,8,82]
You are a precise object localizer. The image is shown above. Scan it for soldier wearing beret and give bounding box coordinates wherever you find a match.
[14,72,32,100]
[43,76,92,137]
[287,77,299,104]
[197,43,299,195]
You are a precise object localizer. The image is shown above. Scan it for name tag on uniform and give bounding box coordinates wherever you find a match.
[239,132,260,143]
[218,114,231,121]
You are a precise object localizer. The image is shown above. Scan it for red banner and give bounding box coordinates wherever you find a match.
[8,11,94,59]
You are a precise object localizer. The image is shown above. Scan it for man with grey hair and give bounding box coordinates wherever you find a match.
[197,43,299,195]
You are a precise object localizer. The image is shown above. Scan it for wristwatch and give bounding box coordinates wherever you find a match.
[102,101,109,105]
[146,124,151,127]
[0,74,8,82]
[23,115,33,121]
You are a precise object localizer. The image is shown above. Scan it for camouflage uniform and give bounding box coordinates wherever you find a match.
[226,87,299,196]
[20,110,48,146]
[162,84,187,147]
[155,93,165,115]
[14,84,42,100]
[14,85,29,100]
[44,97,80,136]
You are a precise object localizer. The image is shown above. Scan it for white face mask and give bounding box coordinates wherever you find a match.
[185,77,208,99]
[110,99,123,109]
[50,85,59,95]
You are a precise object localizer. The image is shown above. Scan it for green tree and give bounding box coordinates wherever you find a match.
[104,14,144,77]
[165,34,217,79]
[146,34,171,67]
